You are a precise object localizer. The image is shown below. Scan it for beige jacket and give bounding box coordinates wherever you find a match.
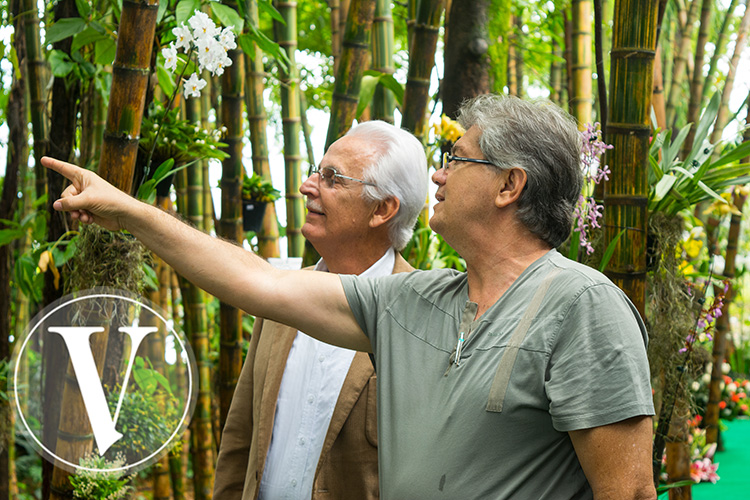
[213,255,413,499]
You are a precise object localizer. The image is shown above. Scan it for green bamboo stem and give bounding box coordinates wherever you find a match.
[20,0,47,198]
[217,1,244,435]
[701,0,739,104]
[275,0,305,256]
[372,0,395,122]
[682,0,713,158]
[325,0,377,147]
[665,0,698,127]
[709,0,750,144]
[97,0,159,194]
[488,0,511,95]
[401,0,445,138]
[572,0,593,127]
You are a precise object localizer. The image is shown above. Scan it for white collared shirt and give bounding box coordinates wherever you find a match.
[258,249,396,500]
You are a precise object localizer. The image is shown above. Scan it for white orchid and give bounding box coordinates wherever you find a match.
[219,27,237,51]
[189,11,220,38]
[183,73,207,99]
[164,12,236,98]
[161,43,178,72]
[172,24,193,51]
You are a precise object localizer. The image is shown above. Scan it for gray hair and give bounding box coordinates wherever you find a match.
[345,121,428,250]
[457,94,583,248]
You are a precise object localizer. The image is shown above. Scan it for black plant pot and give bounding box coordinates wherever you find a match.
[242,198,268,233]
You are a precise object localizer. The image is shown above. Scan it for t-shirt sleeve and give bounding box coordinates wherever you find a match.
[340,273,407,347]
[546,283,655,432]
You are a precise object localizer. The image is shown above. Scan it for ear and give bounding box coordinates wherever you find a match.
[494,167,527,209]
[370,197,400,228]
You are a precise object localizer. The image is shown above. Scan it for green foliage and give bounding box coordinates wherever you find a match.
[649,93,750,216]
[402,222,466,271]
[242,172,281,202]
[104,372,180,463]
[69,453,132,500]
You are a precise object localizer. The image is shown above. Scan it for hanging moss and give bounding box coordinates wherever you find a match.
[647,212,709,416]
[66,225,149,294]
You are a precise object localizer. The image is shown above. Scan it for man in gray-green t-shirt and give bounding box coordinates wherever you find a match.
[46,95,656,499]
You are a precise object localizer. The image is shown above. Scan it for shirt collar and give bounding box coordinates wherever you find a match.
[315,247,396,278]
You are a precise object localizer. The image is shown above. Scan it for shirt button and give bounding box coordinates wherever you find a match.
[308,395,314,404]
[299,437,306,445]
[319,355,325,362]
[291,479,297,487]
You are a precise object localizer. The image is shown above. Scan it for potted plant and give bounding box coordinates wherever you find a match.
[242,173,281,233]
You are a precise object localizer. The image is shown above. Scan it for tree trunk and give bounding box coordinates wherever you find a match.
[666,400,692,500]
[443,0,491,119]
[572,0,593,127]
[604,0,659,316]
[275,0,305,256]
[372,0,396,123]
[330,0,342,73]
[246,1,280,258]
[401,0,446,138]
[325,0,377,147]
[594,0,608,130]
[682,0,713,158]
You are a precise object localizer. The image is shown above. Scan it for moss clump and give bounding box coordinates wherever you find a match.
[66,225,149,294]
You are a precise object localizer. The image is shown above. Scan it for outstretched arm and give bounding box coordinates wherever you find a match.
[42,156,370,352]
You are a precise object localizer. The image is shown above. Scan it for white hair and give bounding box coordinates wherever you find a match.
[345,121,429,250]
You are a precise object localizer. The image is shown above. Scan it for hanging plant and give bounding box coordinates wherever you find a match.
[240,173,281,233]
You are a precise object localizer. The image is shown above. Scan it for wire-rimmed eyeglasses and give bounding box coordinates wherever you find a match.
[307,165,378,189]
[440,151,494,172]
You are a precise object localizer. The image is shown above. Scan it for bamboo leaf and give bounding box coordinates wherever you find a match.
[156,63,176,96]
[370,72,405,105]
[157,0,169,23]
[71,26,108,53]
[356,75,380,119]
[599,228,627,272]
[258,0,285,24]
[0,229,24,246]
[74,0,91,18]
[211,3,245,33]
[94,38,116,66]
[48,50,75,77]
[46,18,87,45]
[175,0,201,25]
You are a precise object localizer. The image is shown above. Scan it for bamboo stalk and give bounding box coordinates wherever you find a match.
[488,0,511,95]
[682,0,713,158]
[705,190,747,445]
[217,0,244,435]
[275,0,305,256]
[401,0,446,138]
[325,0,377,147]
[652,45,667,130]
[665,0,698,127]
[245,1,280,258]
[572,0,593,127]
[604,0,658,316]
[709,0,750,144]
[372,0,396,123]
[702,0,739,104]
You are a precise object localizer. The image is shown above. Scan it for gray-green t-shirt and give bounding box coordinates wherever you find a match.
[341,250,654,499]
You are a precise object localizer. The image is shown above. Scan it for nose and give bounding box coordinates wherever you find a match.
[300,171,320,197]
[432,166,447,186]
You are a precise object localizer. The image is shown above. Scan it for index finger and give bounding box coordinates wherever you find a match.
[41,156,83,183]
